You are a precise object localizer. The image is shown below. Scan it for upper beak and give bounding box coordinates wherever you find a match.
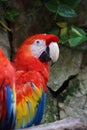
[39,42,59,64]
[49,42,59,64]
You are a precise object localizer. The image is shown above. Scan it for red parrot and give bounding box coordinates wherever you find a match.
[0,48,16,130]
[0,34,59,129]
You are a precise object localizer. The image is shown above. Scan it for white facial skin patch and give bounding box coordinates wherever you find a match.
[31,40,59,63]
[31,39,46,58]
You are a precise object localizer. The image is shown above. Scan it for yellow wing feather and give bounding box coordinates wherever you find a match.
[15,83,42,128]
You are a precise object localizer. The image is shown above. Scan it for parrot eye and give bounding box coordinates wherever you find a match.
[36,40,40,44]
[35,40,41,45]
[35,40,46,46]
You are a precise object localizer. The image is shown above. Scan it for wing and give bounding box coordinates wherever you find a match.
[15,70,46,129]
[0,85,16,130]
[0,49,16,130]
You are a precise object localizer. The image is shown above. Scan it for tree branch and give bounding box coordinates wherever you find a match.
[16,117,87,130]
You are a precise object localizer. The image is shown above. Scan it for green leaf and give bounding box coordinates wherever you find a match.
[44,0,58,13]
[4,8,19,22]
[60,34,69,44]
[68,36,87,47]
[0,0,10,2]
[56,22,67,28]
[59,0,81,9]
[57,4,77,17]
[69,26,87,47]
[45,2,77,18]
[71,26,86,36]
[35,0,42,7]
[49,28,59,35]
[0,0,11,4]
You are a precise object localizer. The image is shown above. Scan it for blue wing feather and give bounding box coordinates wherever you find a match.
[25,92,46,128]
[34,92,46,125]
[2,85,16,130]
[6,86,12,120]
[6,86,16,127]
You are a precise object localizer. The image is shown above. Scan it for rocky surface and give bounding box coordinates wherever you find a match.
[60,66,87,120]
[0,29,10,58]
[43,47,87,122]
[12,0,53,51]
[48,45,82,91]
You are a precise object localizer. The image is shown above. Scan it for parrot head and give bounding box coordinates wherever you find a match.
[14,34,59,70]
[30,34,59,64]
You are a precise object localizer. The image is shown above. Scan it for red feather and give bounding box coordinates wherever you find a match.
[0,48,16,129]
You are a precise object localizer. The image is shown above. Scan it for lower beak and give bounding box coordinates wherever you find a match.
[39,47,51,62]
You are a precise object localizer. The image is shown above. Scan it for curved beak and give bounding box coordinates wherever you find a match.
[39,42,59,64]
[49,42,59,65]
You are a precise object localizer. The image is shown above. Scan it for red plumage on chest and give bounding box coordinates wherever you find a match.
[15,57,50,92]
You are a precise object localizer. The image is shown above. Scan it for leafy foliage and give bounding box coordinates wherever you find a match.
[0,0,87,47]
[39,0,87,47]
[69,26,87,47]
[45,1,77,18]
[58,0,81,9]
[0,0,19,30]
[4,8,19,22]
[59,24,87,47]
[44,0,78,18]
[57,4,77,17]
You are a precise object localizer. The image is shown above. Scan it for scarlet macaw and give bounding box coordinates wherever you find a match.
[0,34,59,129]
[0,48,16,130]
